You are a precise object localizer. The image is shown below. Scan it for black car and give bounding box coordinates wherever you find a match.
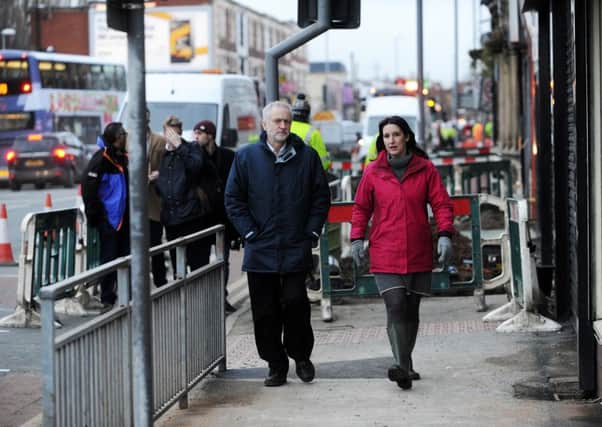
[6,132,89,191]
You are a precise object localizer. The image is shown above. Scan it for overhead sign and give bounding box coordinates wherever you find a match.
[89,5,212,70]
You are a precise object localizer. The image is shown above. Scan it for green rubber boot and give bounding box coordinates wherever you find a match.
[386,321,412,390]
[408,321,420,380]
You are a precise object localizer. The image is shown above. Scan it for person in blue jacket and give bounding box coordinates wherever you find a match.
[82,122,129,307]
[225,101,331,387]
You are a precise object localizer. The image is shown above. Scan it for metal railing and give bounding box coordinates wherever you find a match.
[39,225,226,426]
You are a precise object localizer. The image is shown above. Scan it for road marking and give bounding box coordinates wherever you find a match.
[0,330,9,333]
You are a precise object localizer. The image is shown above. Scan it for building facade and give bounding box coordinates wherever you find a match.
[482,0,600,397]
[16,0,308,97]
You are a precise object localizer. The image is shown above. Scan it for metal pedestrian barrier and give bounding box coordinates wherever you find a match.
[318,194,511,321]
[482,198,561,332]
[0,208,87,328]
[459,159,513,198]
[39,225,226,426]
[330,160,363,179]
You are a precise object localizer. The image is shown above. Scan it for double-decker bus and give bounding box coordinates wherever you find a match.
[0,50,127,182]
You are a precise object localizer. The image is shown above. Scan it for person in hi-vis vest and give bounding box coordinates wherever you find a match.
[289,94,331,171]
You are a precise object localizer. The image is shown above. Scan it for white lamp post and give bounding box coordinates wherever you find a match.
[1,28,16,50]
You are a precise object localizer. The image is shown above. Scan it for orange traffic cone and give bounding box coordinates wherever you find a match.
[44,192,53,211]
[0,204,15,265]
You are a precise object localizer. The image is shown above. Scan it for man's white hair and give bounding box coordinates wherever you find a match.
[262,101,292,121]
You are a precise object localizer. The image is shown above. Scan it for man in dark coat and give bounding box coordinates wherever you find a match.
[225,101,330,387]
[193,119,238,313]
[155,120,206,275]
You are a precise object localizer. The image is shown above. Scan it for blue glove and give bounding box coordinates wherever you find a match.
[351,240,365,266]
[437,236,452,266]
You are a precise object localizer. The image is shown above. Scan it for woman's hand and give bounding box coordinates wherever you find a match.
[351,239,365,266]
[437,236,452,267]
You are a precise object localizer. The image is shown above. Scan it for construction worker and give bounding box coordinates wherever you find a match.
[363,133,379,166]
[290,93,331,171]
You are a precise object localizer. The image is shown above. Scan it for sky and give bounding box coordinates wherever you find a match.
[234,0,491,87]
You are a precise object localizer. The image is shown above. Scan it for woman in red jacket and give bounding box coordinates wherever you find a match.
[350,116,454,390]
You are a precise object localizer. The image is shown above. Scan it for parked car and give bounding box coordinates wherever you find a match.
[6,132,89,191]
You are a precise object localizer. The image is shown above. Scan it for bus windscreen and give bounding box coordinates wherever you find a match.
[0,112,35,131]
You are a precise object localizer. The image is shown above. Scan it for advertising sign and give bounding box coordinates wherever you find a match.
[89,5,212,70]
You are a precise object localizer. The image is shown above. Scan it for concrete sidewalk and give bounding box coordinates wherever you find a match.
[158,293,602,427]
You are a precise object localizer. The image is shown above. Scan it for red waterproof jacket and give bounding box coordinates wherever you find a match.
[350,151,454,274]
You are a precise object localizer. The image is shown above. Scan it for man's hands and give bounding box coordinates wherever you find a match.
[164,126,182,150]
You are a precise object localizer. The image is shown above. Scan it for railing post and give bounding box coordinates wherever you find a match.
[41,297,56,426]
[178,280,188,409]
[215,228,227,372]
[117,265,130,306]
[176,246,187,279]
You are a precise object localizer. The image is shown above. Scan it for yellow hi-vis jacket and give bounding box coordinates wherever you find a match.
[364,134,379,166]
[290,120,331,170]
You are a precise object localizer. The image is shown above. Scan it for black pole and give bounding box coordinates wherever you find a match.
[551,0,570,320]
[536,1,553,281]
[573,0,597,397]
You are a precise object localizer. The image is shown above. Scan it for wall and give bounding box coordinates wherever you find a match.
[37,8,89,54]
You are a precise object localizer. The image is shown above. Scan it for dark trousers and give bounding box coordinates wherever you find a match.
[247,271,313,370]
[98,221,130,304]
[165,219,211,276]
[149,219,167,286]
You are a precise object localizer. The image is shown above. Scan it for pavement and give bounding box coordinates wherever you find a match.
[4,270,602,426]
[155,292,602,427]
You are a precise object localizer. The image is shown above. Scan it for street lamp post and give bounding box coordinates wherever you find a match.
[1,28,16,50]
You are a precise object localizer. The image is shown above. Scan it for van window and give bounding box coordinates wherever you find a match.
[142,102,218,133]
[367,115,417,136]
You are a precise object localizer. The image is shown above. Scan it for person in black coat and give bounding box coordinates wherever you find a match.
[193,119,238,313]
[225,101,331,387]
[155,120,206,276]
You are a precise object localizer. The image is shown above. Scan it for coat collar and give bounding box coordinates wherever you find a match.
[372,150,427,180]
[259,131,305,151]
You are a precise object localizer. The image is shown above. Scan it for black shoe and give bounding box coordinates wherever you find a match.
[264,368,287,387]
[409,369,420,381]
[225,301,237,314]
[387,365,412,390]
[295,360,315,383]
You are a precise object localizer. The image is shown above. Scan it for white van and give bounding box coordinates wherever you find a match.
[358,95,425,161]
[120,73,261,148]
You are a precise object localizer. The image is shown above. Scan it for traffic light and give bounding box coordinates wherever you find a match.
[298,0,361,29]
[107,0,129,32]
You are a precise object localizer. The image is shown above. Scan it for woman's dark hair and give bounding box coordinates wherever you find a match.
[103,122,124,145]
[375,116,428,159]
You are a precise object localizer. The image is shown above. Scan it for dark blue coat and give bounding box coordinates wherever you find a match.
[225,132,330,273]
